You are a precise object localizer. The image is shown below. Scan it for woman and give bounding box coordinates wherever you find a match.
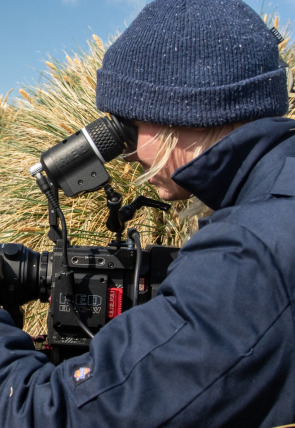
[0,0,294,427]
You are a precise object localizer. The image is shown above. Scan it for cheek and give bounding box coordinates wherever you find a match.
[137,138,159,165]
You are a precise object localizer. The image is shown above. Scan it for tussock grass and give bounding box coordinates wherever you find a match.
[0,35,186,335]
[2,36,184,249]
[0,14,295,335]
[267,14,295,117]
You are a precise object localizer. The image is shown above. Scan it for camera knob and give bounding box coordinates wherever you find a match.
[4,244,21,260]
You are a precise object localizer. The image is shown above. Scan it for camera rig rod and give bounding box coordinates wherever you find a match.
[104,187,171,237]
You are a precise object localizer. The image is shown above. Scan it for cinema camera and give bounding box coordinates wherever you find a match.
[0,115,179,364]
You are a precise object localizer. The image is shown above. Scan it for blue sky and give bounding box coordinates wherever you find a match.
[0,0,294,98]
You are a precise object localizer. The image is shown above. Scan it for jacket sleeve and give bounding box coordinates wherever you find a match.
[0,221,293,428]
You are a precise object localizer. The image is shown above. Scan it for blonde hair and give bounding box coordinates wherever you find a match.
[134,124,239,184]
[132,122,242,240]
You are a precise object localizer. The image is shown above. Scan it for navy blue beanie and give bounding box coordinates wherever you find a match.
[96,0,289,127]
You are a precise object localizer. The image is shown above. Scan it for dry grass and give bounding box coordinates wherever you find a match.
[0,14,295,335]
[0,35,187,335]
[266,14,295,117]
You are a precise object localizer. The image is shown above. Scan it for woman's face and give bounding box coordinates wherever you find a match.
[123,122,207,201]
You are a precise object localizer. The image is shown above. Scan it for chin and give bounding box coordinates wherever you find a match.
[158,189,191,201]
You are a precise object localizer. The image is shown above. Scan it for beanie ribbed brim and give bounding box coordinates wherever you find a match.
[97,67,288,127]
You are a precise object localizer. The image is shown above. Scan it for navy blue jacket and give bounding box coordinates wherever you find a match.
[1,117,295,427]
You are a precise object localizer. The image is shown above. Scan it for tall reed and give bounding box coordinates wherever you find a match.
[0,35,186,334]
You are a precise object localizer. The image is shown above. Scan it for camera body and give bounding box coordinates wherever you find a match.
[47,240,178,361]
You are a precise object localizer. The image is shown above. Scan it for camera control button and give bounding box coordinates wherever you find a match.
[4,244,21,260]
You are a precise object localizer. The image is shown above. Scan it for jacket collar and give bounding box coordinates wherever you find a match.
[172,118,295,210]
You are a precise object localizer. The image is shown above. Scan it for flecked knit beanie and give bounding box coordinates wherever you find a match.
[96,0,288,127]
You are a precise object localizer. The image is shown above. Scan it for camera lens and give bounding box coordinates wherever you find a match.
[0,243,40,307]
